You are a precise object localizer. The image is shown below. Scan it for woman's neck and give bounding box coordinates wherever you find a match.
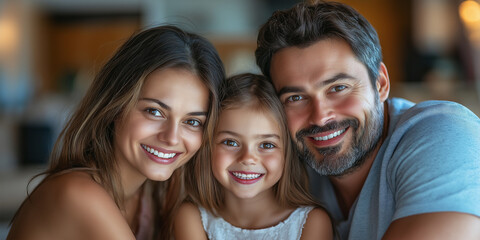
[219,189,294,230]
[116,159,148,232]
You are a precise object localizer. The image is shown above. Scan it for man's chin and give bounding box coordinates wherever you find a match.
[302,148,359,176]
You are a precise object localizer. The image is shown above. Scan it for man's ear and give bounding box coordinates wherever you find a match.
[376,62,390,102]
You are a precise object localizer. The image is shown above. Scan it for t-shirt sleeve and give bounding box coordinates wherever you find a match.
[387,101,480,221]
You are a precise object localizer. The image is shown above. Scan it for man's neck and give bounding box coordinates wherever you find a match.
[329,101,390,218]
[329,152,375,218]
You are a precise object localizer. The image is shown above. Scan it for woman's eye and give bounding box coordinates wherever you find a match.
[286,95,304,103]
[260,142,276,149]
[330,85,347,93]
[222,139,238,147]
[185,119,202,127]
[146,108,163,117]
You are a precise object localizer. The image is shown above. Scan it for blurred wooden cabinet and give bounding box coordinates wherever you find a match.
[34,12,141,93]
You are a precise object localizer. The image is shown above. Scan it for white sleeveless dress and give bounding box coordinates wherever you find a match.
[198,206,314,240]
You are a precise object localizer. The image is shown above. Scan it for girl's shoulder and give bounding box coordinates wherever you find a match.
[174,202,207,240]
[8,171,134,240]
[300,207,334,240]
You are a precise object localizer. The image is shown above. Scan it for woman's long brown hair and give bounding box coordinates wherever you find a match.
[11,25,225,239]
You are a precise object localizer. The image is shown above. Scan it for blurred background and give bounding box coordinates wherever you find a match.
[1,0,479,237]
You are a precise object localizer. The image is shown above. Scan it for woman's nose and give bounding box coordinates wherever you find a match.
[158,120,180,146]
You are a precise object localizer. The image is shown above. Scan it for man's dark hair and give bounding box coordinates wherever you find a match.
[256,1,382,85]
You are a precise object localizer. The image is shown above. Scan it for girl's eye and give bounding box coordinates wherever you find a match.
[222,139,239,147]
[286,95,304,103]
[260,142,276,149]
[146,108,163,117]
[330,85,347,93]
[184,119,202,127]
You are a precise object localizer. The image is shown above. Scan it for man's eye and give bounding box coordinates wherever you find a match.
[286,95,304,102]
[260,142,276,149]
[330,85,347,92]
[184,119,202,127]
[222,140,238,147]
[146,108,163,117]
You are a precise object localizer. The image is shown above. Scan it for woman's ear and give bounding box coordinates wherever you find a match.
[376,62,390,102]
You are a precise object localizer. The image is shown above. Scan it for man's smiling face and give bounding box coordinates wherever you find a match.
[269,38,388,176]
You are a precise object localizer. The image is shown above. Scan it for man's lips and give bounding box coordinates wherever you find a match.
[141,144,180,164]
[308,127,348,147]
[229,171,264,184]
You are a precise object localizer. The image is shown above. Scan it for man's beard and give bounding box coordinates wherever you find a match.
[295,98,384,176]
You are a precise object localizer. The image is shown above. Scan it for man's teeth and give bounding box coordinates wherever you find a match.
[314,128,346,141]
[142,145,176,159]
[232,172,262,180]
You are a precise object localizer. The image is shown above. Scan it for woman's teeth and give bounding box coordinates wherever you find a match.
[142,144,176,159]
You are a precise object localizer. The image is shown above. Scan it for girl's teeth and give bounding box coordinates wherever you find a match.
[142,144,176,159]
[232,172,262,180]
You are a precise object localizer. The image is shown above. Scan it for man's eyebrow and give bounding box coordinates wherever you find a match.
[278,86,305,97]
[139,98,207,116]
[319,73,356,87]
[278,73,357,96]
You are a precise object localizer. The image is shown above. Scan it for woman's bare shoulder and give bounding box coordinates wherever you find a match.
[8,171,135,240]
[29,171,110,212]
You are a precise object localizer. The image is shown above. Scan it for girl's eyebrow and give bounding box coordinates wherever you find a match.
[217,130,280,139]
[256,134,280,140]
[140,97,207,116]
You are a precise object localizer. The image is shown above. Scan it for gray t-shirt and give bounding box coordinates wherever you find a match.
[309,98,480,240]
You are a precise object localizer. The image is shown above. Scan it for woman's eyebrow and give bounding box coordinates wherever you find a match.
[140,97,207,116]
[140,98,170,110]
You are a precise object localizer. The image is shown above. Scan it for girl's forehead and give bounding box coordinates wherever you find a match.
[217,104,282,135]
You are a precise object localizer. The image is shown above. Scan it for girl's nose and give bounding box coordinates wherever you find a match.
[238,147,257,166]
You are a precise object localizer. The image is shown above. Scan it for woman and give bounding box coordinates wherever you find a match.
[7,25,225,240]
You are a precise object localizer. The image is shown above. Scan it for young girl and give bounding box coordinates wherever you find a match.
[174,73,334,239]
[7,25,224,240]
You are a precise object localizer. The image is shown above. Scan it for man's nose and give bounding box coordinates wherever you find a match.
[309,97,335,126]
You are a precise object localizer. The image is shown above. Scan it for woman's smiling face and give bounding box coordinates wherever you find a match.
[114,67,209,182]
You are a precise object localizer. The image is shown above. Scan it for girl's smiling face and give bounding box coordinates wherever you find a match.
[114,67,209,184]
[212,105,285,200]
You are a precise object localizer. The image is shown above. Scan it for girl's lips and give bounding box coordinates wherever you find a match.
[229,171,265,185]
[309,127,348,148]
[141,144,180,164]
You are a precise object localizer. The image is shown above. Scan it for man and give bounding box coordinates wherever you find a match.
[255,1,480,239]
